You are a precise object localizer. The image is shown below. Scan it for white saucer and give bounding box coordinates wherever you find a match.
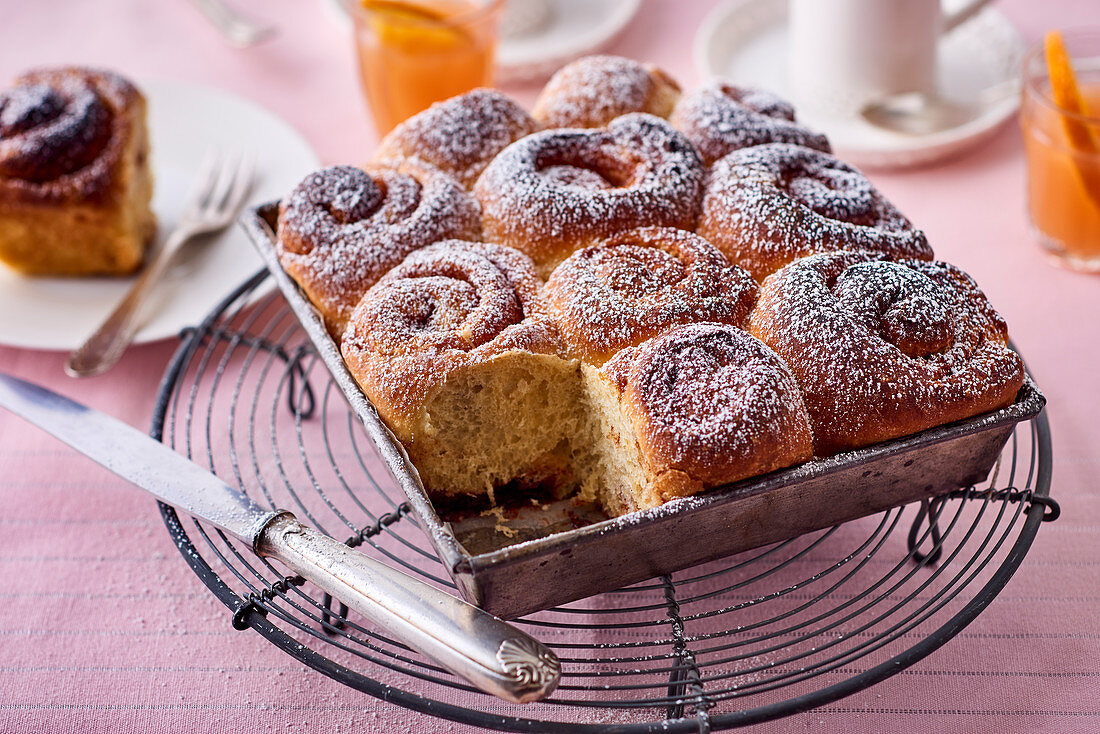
[0,80,320,351]
[495,0,641,83]
[322,0,641,84]
[694,0,1024,169]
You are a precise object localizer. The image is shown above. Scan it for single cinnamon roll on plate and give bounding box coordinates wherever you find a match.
[670,81,831,165]
[475,113,704,276]
[276,162,481,337]
[342,239,582,499]
[545,227,757,364]
[532,55,682,129]
[584,322,814,516]
[698,143,931,281]
[749,251,1025,456]
[0,67,155,276]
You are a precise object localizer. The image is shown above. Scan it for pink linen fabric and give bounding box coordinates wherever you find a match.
[1,1,1099,732]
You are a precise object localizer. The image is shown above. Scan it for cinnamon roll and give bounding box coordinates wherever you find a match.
[475,114,705,275]
[546,227,757,364]
[0,67,154,275]
[584,323,814,515]
[748,251,1025,456]
[373,88,538,190]
[276,162,481,336]
[670,82,831,165]
[533,55,682,129]
[342,240,582,498]
[697,143,932,281]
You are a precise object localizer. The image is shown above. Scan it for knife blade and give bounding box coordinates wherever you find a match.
[0,372,561,703]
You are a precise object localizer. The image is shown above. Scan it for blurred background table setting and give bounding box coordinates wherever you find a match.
[0,1,1098,732]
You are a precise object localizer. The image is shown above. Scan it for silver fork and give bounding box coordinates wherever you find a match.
[66,150,254,378]
[186,0,277,48]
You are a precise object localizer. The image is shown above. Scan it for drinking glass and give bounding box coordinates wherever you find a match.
[346,0,506,136]
[1021,30,1100,273]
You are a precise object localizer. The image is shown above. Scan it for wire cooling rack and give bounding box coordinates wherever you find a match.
[151,271,1057,732]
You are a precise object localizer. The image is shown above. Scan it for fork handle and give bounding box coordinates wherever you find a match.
[65,228,194,377]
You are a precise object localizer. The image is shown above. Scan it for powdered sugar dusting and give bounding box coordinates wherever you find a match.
[374,88,537,190]
[533,55,680,129]
[475,113,704,272]
[698,143,931,280]
[604,323,813,484]
[276,163,481,334]
[546,227,758,363]
[749,251,1024,455]
[670,82,831,165]
[341,239,557,435]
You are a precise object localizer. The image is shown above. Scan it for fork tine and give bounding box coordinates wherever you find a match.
[183,148,221,218]
[204,150,241,216]
[219,152,255,220]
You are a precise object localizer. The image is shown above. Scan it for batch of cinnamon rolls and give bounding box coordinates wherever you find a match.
[276,55,1026,518]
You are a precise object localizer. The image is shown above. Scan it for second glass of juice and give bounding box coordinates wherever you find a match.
[1021,30,1100,273]
[347,0,505,135]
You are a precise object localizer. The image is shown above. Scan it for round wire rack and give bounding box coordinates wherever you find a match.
[152,271,1056,732]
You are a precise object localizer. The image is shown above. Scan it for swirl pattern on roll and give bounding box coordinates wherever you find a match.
[748,251,1025,456]
[342,240,560,440]
[475,113,705,274]
[546,227,757,364]
[373,88,538,190]
[670,82,831,165]
[277,162,481,336]
[601,322,814,499]
[532,55,681,129]
[698,143,931,281]
[0,67,139,200]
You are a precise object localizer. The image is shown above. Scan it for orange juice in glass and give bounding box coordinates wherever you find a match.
[1021,30,1100,273]
[346,0,505,135]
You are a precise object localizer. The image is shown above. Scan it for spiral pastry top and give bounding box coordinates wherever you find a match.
[0,67,140,202]
[532,55,682,129]
[670,82,831,165]
[475,113,705,275]
[697,143,931,281]
[277,162,481,336]
[342,240,560,441]
[748,251,1025,456]
[546,227,757,364]
[601,322,814,504]
[373,88,538,190]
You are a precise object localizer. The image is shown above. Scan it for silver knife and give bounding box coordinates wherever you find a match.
[0,372,560,703]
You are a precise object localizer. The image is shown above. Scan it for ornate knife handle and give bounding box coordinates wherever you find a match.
[256,513,561,703]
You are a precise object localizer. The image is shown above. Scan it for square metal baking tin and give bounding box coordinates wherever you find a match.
[242,203,1047,620]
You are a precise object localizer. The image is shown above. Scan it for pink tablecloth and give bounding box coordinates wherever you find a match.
[2,1,1098,732]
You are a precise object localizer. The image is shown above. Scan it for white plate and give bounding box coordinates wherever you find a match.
[0,80,319,351]
[694,0,1024,169]
[323,0,641,84]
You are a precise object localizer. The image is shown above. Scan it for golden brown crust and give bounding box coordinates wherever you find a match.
[474,114,704,275]
[601,323,814,503]
[373,88,538,190]
[697,143,931,282]
[670,82,831,165]
[0,66,154,275]
[341,240,561,442]
[533,55,681,129]
[545,227,758,364]
[748,251,1026,456]
[276,162,481,336]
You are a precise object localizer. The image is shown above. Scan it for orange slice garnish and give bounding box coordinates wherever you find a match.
[1044,30,1100,208]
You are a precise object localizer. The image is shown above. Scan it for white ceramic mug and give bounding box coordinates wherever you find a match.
[788,0,996,115]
